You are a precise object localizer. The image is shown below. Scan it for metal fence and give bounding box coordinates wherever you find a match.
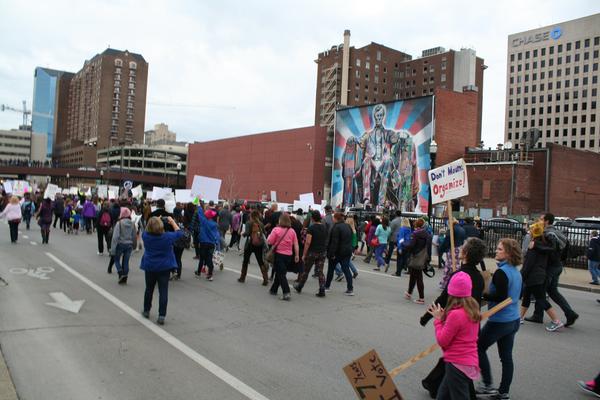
[353,213,593,269]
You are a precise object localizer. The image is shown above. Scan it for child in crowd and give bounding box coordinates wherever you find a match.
[428,271,481,399]
[72,209,81,235]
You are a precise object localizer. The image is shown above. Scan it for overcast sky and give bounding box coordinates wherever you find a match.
[0,0,598,148]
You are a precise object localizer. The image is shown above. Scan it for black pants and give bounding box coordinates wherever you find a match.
[229,231,241,249]
[385,241,396,264]
[8,221,19,242]
[198,243,215,276]
[97,227,111,253]
[144,270,170,317]
[270,253,291,295]
[408,268,424,299]
[52,213,61,228]
[522,284,551,310]
[533,267,575,319]
[242,243,264,266]
[437,362,472,400]
[174,246,184,277]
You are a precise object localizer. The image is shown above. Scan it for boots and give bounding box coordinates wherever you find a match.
[238,263,248,283]
[260,265,269,286]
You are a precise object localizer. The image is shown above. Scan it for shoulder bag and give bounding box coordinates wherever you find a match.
[265,228,289,265]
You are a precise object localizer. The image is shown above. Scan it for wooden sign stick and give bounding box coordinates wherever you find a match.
[389,298,512,377]
[447,200,456,271]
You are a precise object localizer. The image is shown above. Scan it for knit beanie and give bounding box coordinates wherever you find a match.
[205,209,217,219]
[448,271,472,298]
[529,221,544,239]
[119,207,131,219]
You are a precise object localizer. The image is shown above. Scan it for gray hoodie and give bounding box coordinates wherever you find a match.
[111,218,136,254]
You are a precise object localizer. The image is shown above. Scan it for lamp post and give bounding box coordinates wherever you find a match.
[66,173,70,189]
[176,162,182,188]
[427,139,438,220]
[100,170,104,184]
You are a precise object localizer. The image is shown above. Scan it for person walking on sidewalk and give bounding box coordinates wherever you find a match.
[325,212,356,296]
[294,210,328,297]
[519,221,564,331]
[238,210,269,285]
[586,230,600,285]
[528,213,579,328]
[0,196,22,243]
[141,216,182,325]
[477,238,523,400]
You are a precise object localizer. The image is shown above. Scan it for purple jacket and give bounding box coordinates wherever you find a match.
[82,201,96,218]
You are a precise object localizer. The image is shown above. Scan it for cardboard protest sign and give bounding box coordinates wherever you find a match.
[175,189,194,204]
[190,175,221,202]
[97,185,108,199]
[293,201,310,212]
[108,190,117,200]
[131,185,143,199]
[270,191,277,202]
[3,181,13,194]
[151,187,172,201]
[44,184,60,200]
[299,192,315,205]
[343,349,403,400]
[109,185,120,197]
[428,158,469,205]
[70,187,79,195]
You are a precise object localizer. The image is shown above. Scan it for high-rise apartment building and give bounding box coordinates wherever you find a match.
[52,48,148,166]
[315,30,485,134]
[505,14,600,152]
[144,123,177,145]
[32,67,71,158]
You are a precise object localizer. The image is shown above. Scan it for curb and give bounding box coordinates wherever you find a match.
[0,346,17,400]
[558,283,600,294]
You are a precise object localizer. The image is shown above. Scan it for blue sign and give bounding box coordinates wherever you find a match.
[550,27,562,40]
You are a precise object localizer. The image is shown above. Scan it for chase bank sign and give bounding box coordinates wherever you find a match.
[512,26,562,47]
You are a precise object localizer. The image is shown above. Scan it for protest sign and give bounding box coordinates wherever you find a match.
[108,190,117,200]
[70,187,79,195]
[151,187,172,201]
[343,349,403,400]
[270,191,277,202]
[44,184,60,200]
[97,185,108,199]
[293,201,310,212]
[428,158,469,205]
[131,185,143,199]
[3,181,13,194]
[299,192,315,205]
[175,189,194,204]
[190,175,221,202]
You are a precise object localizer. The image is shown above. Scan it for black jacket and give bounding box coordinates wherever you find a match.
[587,237,600,261]
[463,223,479,239]
[404,228,432,258]
[420,263,484,326]
[327,221,353,259]
[521,239,553,287]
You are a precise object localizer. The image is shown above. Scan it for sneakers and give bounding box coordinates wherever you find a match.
[335,275,344,282]
[384,264,390,273]
[344,290,355,296]
[577,380,600,398]
[353,271,359,279]
[293,283,302,294]
[589,281,599,285]
[524,315,543,324]
[520,318,524,325]
[404,291,412,300]
[565,312,579,327]
[194,270,201,277]
[546,320,564,332]
[97,251,103,256]
[476,383,498,396]
[141,310,149,319]
[280,293,291,301]
[373,267,381,271]
[206,275,213,281]
[157,316,165,325]
[315,291,326,298]
[414,299,425,305]
[491,393,510,400]
[118,275,127,285]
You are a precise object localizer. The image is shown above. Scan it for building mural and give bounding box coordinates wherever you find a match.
[331,97,434,213]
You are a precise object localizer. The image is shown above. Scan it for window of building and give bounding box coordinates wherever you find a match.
[129,61,137,69]
[355,70,360,78]
[585,52,590,60]
[585,38,590,48]
[115,59,123,66]
[549,46,554,55]
[542,48,546,56]
[566,55,571,63]
[356,59,361,67]
[518,64,522,72]
[365,61,370,69]
[375,64,379,73]
[376,50,381,61]
[558,44,563,53]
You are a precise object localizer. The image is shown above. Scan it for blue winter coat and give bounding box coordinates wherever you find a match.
[198,210,220,245]
[396,226,412,252]
[140,231,183,271]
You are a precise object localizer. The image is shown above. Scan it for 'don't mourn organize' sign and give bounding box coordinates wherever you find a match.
[428,158,469,204]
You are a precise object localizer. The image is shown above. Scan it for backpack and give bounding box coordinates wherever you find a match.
[23,202,32,216]
[99,212,112,228]
[174,227,192,249]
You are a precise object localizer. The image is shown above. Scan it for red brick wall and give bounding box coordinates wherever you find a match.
[186,126,327,203]
[434,88,479,166]
[548,144,600,217]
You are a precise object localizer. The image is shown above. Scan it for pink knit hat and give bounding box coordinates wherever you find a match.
[447,271,472,298]
[205,209,217,219]
[119,207,132,219]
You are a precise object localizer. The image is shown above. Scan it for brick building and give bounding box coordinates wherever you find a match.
[315,30,485,199]
[462,143,600,218]
[52,48,148,167]
[186,126,328,203]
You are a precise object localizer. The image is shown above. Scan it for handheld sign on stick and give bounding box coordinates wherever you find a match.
[343,298,512,399]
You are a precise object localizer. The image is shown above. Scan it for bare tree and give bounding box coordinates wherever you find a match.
[222,171,241,203]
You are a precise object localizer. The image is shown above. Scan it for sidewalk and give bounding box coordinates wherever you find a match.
[0,346,17,400]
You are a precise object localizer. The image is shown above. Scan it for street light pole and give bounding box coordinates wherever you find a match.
[66,173,70,189]
[176,162,182,189]
[427,139,438,221]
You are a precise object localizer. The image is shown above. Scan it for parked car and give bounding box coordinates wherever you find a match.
[567,217,600,257]
[482,218,527,236]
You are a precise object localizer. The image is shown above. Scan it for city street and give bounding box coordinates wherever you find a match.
[0,225,598,400]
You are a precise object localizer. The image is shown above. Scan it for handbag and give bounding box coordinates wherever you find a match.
[212,249,225,269]
[265,228,289,265]
[370,237,380,247]
[408,247,428,270]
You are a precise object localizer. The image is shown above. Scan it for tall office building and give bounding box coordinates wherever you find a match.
[505,14,600,152]
[32,67,70,157]
[52,48,148,166]
[144,123,177,145]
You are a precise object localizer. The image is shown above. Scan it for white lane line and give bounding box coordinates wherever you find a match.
[30,241,38,246]
[354,267,403,279]
[23,235,29,239]
[46,252,271,400]
[222,267,262,281]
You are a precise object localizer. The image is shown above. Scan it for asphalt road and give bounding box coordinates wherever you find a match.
[0,224,598,400]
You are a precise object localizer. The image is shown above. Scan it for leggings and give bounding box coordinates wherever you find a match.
[521,284,551,310]
[408,268,424,299]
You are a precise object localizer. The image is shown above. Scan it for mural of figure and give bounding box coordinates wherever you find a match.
[347,104,410,207]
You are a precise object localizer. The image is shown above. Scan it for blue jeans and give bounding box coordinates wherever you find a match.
[335,260,357,276]
[326,256,353,291]
[144,270,170,317]
[478,319,520,395]
[375,243,387,267]
[588,260,600,283]
[114,243,133,276]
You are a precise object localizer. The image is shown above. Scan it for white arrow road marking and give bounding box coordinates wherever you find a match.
[23,235,29,239]
[45,292,85,314]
